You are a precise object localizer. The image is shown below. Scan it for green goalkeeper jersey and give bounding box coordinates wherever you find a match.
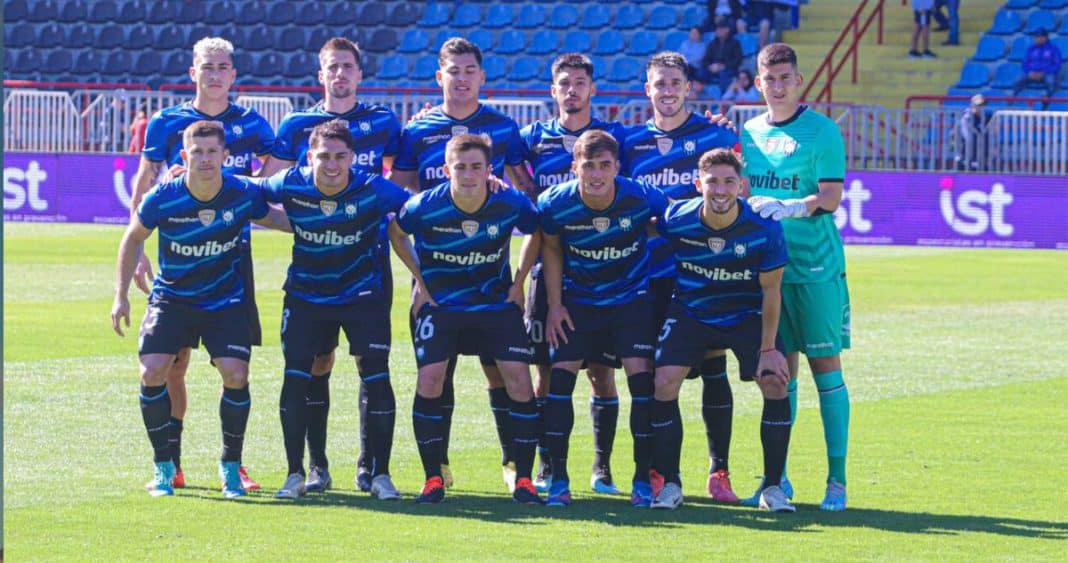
[741,107,847,284]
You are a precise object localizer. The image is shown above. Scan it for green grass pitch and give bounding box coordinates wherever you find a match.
[4,223,1067,560]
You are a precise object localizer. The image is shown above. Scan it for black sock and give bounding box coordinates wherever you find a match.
[488,387,512,465]
[509,397,539,481]
[362,371,396,477]
[627,372,655,482]
[140,384,172,463]
[590,395,618,474]
[279,371,312,476]
[305,372,331,469]
[544,368,577,482]
[701,356,732,472]
[440,358,457,465]
[535,397,551,473]
[651,398,683,485]
[220,385,251,463]
[761,397,792,487]
[412,393,444,480]
[168,416,184,470]
[356,379,370,471]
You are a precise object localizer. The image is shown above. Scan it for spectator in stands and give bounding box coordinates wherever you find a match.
[1013,29,1062,98]
[679,27,710,83]
[706,0,745,34]
[722,69,762,102]
[908,0,937,59]
[955,94,989,171]
[742,1,776,48]
[934,0,959,46]
[702,20,744,93]
[128,109,148,154]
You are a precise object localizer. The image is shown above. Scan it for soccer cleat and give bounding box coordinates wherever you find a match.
[706,470,740,503]
[220,461,246,499]
[649,469,666,499]
[502,461,517,493]
[239,466,261,491]
[146,461,176,497]
[651,482,683,510]
[533,465,552,493]
[355,467,372,492]
[630,480,653,507]
[440,464,454,488]
[546,479,572,507]
[590,471,621,495]
[819,478,847,512]
[758,485,796,513]
[741,476,794,507]
[145,467,184,492]
[274,473,307,499]
[415,476,445,504]
[370,474,402,500]
[305,466,332,493]
[512,478,544,505]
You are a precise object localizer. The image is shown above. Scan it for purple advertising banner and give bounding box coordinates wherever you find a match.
[4,154,1068,250]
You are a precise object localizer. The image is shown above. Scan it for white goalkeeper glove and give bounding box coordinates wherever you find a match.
[747,196,810,221]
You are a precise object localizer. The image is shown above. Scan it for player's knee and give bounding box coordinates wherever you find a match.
[587,364,617,396]
[358,357,390,382]
[311,350,336,375]
[170,347,192,373]
[757,376,788,400]
[417,363,448,397]
[498,361,534,401]
[140,359,171,387]
[622,357,653,376]
[482,363,505,388]
[809,355,842,376]
[216,359,249,388]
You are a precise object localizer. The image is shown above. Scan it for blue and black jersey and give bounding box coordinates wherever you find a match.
[142,101,275,176]
[272,102,401,174]
[657,197,788,327]
[537,177,669,306]
[262,166,410,306]
[520,117,626,198]
[137,175,269,310]
[396,183,538,311]
[393,105,525,192]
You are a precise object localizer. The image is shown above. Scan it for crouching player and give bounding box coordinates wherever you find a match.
[111,121,290,498]
[389,134,544,505]
[648,149,795,512]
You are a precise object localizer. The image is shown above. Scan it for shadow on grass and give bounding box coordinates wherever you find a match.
[191,487,1068,539]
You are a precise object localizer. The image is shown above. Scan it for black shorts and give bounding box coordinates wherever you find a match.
[526,268,621,369]
[913,9,932,25]
[281,295,391,372]
[650,276,676,329]
[376,235,393,309]
[139,301,252,362]
[412,305,533,368]
[655,303,781,382]
[408,282,495,366]
[551,297,656,364]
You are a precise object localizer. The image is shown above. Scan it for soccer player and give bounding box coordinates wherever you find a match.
[262,37,403,494]
[620,51,743,503]
[538,130,669,507]
[129,37,274,492]
[742,43,851,512]
[391,38,534,490]
[519,53,628,494]
[648,148,794,512]
[111,121,289,498]
[264,120,409,501]
[389,134,543,505]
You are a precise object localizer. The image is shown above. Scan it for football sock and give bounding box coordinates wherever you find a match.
[306,371,331,470]
[488,387,513,465]
[783,377,798,477]
[590,395,619,474]
[535,396,551,473]
[140,384,172,463]
[627,371,655,482]
[360,364,396,477]
[280,369,312,476]
[168,416,184,470]
[509,398,540,480]
[700,356,732,472]
[356,380,371,471]
[651,398,683,485]
[814,370,849,485]
[220,385,251,463]
[544,368,577,482]
[761,397,792,487]
[440,358,457,465]
[412,393,444,480]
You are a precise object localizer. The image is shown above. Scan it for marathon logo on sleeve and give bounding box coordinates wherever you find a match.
[169,234,241,257]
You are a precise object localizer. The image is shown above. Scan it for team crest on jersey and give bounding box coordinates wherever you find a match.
[782,139,798,156]
[198,209,216,226]
[707,237,726,253]
[345,203,358,217]
[359,121,371,133]
[619,217,633,231]
[232,125,243,135]
[487,224,500,238]
[656,137,673,155]
[452,125,469,137]
[222,210,234,225]
[320,201,337,216]
[562,135,577,153]
[683,140,696,156]
[592,217,610,232]
[734,243,747,257]
[461,220,479,237]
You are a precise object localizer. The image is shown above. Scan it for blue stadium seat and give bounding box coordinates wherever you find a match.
[307,27,332,52]
[429,29,463,53]
[174,0,206,24]
[1024,10,1056,34]
[1052,38,1068,60]
[989,10,1023,35]
[278,28,306,52]
[57,0,88,23]
[254,53,285,78]
[134,51,162,75]
[103,50,132,75]
[614,5,644,30]
[115,0,146,24]
[233,0,264,25]
[547,4,577,29]
[232,52,253,75]
[579,5,610,30]
[5,0,27,21]
[266,2,296,25]
[398,29,430,54]
[737,33,760,57]
[186,25,213,46]
[36,22,61,47]
[663,31,688,51]
[647,6,678,30]
[627,31,659,56]
[44,49,74,74]
[126,25,153,50]
[516,4,546,29]
[374,55,409,80]
[13,49,42,76]
[972,36,1006,62]
[1004,0,1037,8]
[204,0,235,25]
[483,55,507,81]
[5,23,34,48]
[608,58,642,84]
[326,1,358,26]
[527,30,559,56]
[680,6,705,30]
[97,24,126,49]
[508,56,539,81]
[366,28,398,53]
[590,56,610,80]
[418,3,451,28]
[72,50,103,76]
[484,5,513,29]
[452,3,481,28]
[359,2,386,26]
[84,0,116,22]
[1008,36,1030,61]
[411,55,439,80]
[245,25,276,52]
[991,62,1023,89]
[143,0,176,24]
[497,30,526,55]
[563,30,592,52]
[1039,0,1068,8]
[594,31,625,55]
[361,54,378,78]
[64,25,94,48]
[162,51,187,76]
[1061,14,1068,34]
[387,3,421,26]
[469,29,494,53]
[27,0,59,22]
[294,2,321,26]
[955,62,990,88]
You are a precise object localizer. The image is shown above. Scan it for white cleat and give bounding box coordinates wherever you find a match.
[502,462,517,493]
[651,482,684,510]
[370,474,402,500]
[820,479,847,512]
[274,473,307,499]
[758,485,797,513]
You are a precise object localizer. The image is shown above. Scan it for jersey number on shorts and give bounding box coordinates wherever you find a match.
[658,318,677,342]
[280,307,291,335]
[415,314,435,342]
[526,319,544,344]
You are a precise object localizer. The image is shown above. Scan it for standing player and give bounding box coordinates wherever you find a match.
[741,43,851,512]
[620,51,743,503]
[519,53,627,494]
[648,148,794,512]
[389,134,543,505]
[391,38,534,490]
[111,121,289,498]
[262,37,403,493]
[265,120,409,501]
[538,130,669,507]
[129,37,275,492]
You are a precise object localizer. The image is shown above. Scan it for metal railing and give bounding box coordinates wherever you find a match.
[802,0,888,104]
[987,110,1068,176]
[4,89,83,152]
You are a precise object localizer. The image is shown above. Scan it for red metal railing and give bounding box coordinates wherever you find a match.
[802,0,887,104]
[905,94,1068,111]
